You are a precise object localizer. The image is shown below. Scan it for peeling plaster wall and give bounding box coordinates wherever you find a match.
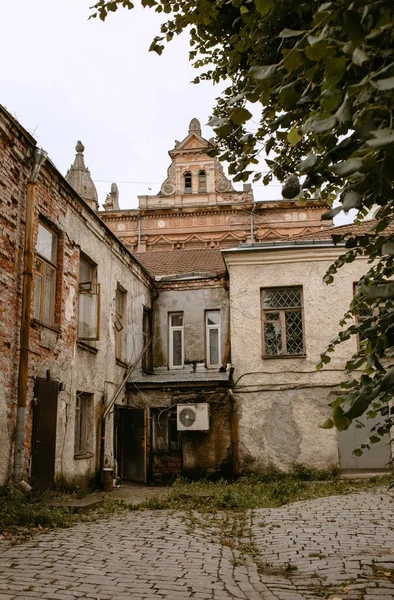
[0,107,152,486]
[125,388,232,479]
[227,250,371,472]
[153,283,229,368]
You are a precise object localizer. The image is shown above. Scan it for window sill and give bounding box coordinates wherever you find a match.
[74,453,94,460]
[262,354,307,359]
[76,341,98,355]
[116,358,128,368]
[31,319,60,334]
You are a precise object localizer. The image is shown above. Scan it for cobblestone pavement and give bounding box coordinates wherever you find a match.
[0,489,393,600]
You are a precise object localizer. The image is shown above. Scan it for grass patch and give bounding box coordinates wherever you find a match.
[134,470,391,512]
[0,487,127,542]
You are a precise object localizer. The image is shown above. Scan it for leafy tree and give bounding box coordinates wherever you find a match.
[91,0,394,448]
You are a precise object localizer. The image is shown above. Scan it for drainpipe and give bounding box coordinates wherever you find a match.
[228,388,239,476]
[14,148,48,484]
[137,210,141,252]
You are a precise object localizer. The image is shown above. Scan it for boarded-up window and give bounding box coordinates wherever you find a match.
[75,393,93,457]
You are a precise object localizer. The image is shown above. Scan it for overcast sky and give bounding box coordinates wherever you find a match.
[2,0,354,223]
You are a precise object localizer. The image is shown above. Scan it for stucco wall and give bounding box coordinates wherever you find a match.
[153,282,229,368]
[226,248,371,472]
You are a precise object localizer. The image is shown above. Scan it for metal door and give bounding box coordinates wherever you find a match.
[118,408,146,482]
[31,378,59,493]
[338,410,392,471]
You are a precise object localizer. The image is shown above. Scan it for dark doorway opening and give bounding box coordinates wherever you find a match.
[31,378,59,493]
[117,407,146,482]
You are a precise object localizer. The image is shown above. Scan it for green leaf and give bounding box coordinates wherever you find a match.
[320,418,334,429]
[325,56,348,85]
[287,127,301,146]
[342,191,362,211]
[366,129,394,148]
[305,42,328,60]
[283,50,304,74]
[352,448,363,457]
[333,406,351,431]
[229,107,252,125]
[297,154,318,173]
[309,115,337,133]
[371,76,394,91]
[332,158,363,176]
[254,0,274,16]
[279,85,300,108]
[248,64,277,80]
[278,28,305,38]
[352,48,368,67]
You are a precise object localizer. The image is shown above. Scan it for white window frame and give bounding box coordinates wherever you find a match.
[169,312,184,369]
[206,310,221,367]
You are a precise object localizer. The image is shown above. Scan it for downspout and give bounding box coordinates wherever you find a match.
[14,148,48,484]
[99,335,153,486]
[137,210,141,252]
[228,388,239,476]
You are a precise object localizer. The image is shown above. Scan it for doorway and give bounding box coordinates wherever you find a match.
[31,378,59,493]
[117,408,146,482]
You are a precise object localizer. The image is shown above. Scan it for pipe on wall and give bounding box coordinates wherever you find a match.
[14,148,47,484]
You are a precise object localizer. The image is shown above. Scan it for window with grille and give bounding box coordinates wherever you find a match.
[115,287,126,361]
[78,256,100,341]
[169,312,184,369]
[354,283,394,349]
[74,393,93,457]
[34,222,58,327]
[184,172,192,193]
[206,310,220,367]
[199,170,207,193]
[261,287,305,356]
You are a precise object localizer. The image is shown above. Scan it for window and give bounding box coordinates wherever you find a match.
[169,312,184,369]
[184,172,192,193]
[78,256,100,341]
[199,170,207,193]
[115,287,126,361]
[354,283,394,349]
[206,310,221,367]
[75,393,93,457]
[262,286,305,356]
[142,307,153,371]
[151,408,180,452]
[34,222,57,327]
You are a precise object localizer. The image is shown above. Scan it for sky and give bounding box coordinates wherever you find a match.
[1,0,354,223]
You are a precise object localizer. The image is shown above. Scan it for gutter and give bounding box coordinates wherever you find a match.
[221,239,346,253]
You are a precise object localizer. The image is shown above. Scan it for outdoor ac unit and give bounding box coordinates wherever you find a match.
[177,403,209,431]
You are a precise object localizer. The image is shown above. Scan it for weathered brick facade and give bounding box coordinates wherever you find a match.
[0,105,153,488]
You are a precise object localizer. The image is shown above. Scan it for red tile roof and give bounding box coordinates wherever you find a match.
[132,248,226,278]
[293,219,394,241]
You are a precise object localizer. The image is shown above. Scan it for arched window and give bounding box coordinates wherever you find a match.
[184,172,192,193]
[199,170,206,192]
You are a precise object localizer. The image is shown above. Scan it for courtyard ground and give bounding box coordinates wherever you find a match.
[0,486,393,600]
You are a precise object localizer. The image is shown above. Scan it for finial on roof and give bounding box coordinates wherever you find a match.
[188,118,201,136]
[65,140,98,212]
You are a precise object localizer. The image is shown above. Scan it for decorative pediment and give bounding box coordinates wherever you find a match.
[175,134,210,152]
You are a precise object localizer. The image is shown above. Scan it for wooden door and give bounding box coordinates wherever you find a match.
[118,408,146,482]
[31,378,59,493]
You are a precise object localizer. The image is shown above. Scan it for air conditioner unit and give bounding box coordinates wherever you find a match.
[177,403,209,431]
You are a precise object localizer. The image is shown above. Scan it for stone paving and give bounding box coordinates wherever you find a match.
[0,489,393,600]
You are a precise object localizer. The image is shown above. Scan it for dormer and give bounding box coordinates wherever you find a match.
[159,118,234,197]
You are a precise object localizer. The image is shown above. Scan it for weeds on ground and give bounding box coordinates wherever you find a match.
[134,465,390,513]
[0,486,127,541]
